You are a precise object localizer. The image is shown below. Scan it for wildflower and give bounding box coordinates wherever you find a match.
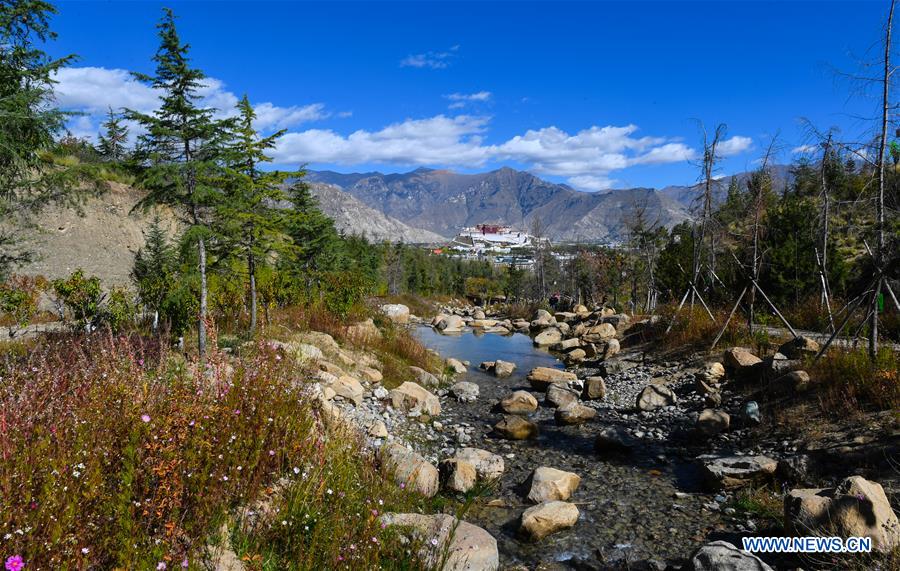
[141,414,151,423]
[5,555,24,571]
[326,488,333,495]
[371,536,378,543]
[430,538,438,546]
[268,450,275,456]
[181,559,188,569]
[156,563,166,570]
[81,548,89,555]
[293,467,300,475]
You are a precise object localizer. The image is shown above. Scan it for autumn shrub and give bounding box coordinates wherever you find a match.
[812,346,900,416]
[0,332,428,569]
[0,275,46,337]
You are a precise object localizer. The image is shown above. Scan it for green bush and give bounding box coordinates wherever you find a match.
[52,269,104,330]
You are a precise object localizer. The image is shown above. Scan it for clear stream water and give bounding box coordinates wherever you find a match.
[411,326,729,568]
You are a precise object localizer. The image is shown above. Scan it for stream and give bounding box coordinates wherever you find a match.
[413,326,735,569]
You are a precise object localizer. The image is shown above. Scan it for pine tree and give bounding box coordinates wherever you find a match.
[127,8,228,361]
[218,95,295,334]
[283,181,343,272]
[96,107,129,161]
[131,215,176,329]
[0,0,77,277]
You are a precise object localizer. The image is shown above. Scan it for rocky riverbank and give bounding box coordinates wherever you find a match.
[288,301,899,570]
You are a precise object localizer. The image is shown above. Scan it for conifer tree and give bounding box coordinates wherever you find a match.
[96,107,129,161]
[0,0,77,277]
[218,95,294,334]
[127,8,227,361]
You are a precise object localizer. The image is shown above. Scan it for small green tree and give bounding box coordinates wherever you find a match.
[52,269,103,331]
[218,95,295,334]
[131,215,176,330]
[96,107,129,161]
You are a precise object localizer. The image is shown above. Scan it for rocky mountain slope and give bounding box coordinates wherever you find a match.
[307,167,690,242]
[659,164,793,211]
[308,182,444,243]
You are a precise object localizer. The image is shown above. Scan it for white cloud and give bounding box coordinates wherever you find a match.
[445,91,492,102]
[792,144,819,155]
[718,135,753,156]
[53,66,334,140]
[400,46,459,69]
[568,175,618,191]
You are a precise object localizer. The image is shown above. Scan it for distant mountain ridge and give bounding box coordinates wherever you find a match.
[307,167,691,243]
[659,164,793,211]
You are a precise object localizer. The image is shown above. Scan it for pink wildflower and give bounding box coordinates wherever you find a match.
[5,556,24,571]
[141,414,151,423]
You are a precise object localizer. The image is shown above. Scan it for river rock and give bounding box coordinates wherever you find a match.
[439,458,477,493]
[785,475,900,553]
[358,366,383,383]
[367,420,389,438]
[696,409,730,436]
[533,327,563,347]
[595,426,636,454]
[599,338,620,360]
[436,314,465,333]
[700,455,777,491]
[527,466,581,503]
[554,337,582,351]
[378,443,439,497]
[699,361,725,384]
[741,401,761,425]
[455,447,505,480]
[446,358,467,374]
[689,540,773,571]
[527,367,579,391]
[500,390,538,414]
[493,359,516,378]
[546,383,580,408]
[636,384,677,411]
[410,366,440,388]
[346,318,381,342]
[494,415,539,440]
[450,381,479,403]
[770,370,811,395]
[778,335,821,359]
[582,323,617,342]
[379,513,499,571]
[390,382,441,416]
[555,402,597,425]
[582,376,606,400]
[564,348,587,363]
[380,303,410,324]
[329,375,364,405]
[574,304,589,315]
[520,501,579,541]
[724,347,762,376]
[471,318,499,328]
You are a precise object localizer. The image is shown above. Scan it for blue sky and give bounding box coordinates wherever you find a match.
[48,1,891,190]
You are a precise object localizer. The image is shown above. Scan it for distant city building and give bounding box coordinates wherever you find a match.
[444,223,549,267]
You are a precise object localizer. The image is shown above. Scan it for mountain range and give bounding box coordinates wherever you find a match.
[307,167,693,243]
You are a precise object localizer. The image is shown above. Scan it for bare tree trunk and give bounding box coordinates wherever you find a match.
[871,0,894,358]
[248,252,257,335]
[198,236,208,361]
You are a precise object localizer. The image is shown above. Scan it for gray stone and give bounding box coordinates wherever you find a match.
[689,540,773,571]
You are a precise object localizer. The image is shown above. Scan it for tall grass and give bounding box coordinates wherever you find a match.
[812,347,900,416]
[0,332,428,569]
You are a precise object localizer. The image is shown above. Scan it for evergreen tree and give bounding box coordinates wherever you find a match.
[127,8,228,361]
[218,95,295,334]
[283,181,343,273]
[96,107,129,161]
[131,215,176,329]
[0,0,76,277]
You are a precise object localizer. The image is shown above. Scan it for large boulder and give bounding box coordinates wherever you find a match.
[454,448,505,481]
[389,382,441,416]
[439,459,477,493]
[379,513,499,571]
[724,347,762,378]
[582,376,607,400]
[636,384,677,411]
[785,476,900,553]
[533,327,563,347]
[446,357,468,374]
[527,466,581,503]
[494,415,539,440]
[545,383,580,408]
[328,375,365,405]
[778,335,821,359]
[492,359,516,378]
[527,367,579,391]
[410,366,440,388]
[689,540,773,571]
[345,318,381,342]
[700,455,777,491]
[696,409,730,437]
[500,390,538,414]
[520,501,579,541]
[378,443,439,497]
[555,402,597,426]
[380,303,410,324]
[436,314,465,333]
[598,338,620,360]
[582,323,617,342]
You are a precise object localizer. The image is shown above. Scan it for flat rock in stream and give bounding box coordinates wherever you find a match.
[494,415,539,440]
[554,402,597,425]
[500,390,538,414]
[526,466,581,503]
[527,367,578,391]
[519,501,580,541]
[700,454,777,491]
[545,383,580,408]
[454,447,505,480]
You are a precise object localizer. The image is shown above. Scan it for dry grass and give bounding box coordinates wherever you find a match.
[812,347,900,417]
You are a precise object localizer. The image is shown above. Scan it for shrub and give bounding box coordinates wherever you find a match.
[52,269,104,330]
[0,275,46,337]
[106,287,139,332]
